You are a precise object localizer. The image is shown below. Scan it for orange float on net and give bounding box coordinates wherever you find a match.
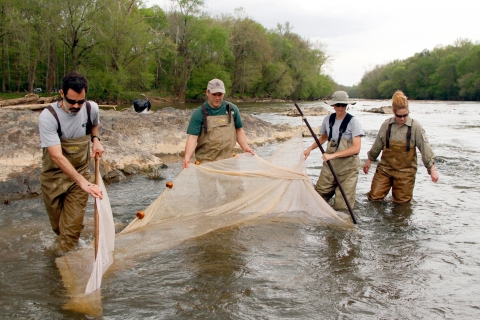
[195,160,200,165]
[136,210,145,219]
[233,153,237,157]
[166,181,173,189]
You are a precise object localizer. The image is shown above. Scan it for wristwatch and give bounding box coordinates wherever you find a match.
[91,135,101,142]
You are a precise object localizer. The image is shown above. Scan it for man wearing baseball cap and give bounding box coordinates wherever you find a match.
[303,91,364,210]
[182,79,254,168]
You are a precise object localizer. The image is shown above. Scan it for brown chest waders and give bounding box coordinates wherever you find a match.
[367,124,417,203]
[40,135,91,253]
[195,105,236,164]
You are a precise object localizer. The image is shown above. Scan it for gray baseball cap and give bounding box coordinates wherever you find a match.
[325,91,356,105]
[207,79,225,94]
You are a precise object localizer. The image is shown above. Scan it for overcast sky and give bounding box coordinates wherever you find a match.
[147,0,480,86]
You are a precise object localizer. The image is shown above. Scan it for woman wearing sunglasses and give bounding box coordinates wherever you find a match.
[304,90,364,211]
[363,90,439,203]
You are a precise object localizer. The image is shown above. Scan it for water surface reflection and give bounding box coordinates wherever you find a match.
[1,101,480,318]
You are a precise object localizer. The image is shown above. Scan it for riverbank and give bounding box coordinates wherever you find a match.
[0,92,295,106]
[0,107,300,200]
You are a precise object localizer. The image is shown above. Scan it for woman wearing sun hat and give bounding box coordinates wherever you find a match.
[304,90,364,210]
[363,90,439,203]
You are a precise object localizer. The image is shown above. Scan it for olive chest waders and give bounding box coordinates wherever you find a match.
[40,103,93,253]
[315,113,360,210]
[195,104,236,164]
[315,139,360,210]
[40,135,91,253]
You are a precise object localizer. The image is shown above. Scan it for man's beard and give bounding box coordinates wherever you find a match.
[64,100,81,115]
[67,108,81,115]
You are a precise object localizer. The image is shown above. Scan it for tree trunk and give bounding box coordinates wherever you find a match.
[0,95,41,107]
[2,33,5,93]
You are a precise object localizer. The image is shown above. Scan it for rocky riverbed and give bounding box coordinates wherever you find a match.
[0,107,300,200]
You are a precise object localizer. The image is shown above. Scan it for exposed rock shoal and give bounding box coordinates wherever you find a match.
[365,106,393,114]
[0,107,300,199]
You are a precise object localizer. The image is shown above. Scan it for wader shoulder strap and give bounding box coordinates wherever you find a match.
[201,104,208,134]
[406,123,412,152]
[328,113,336,142]
[328,113,353,142]
[201,103,231,134]
[386,123,393,149]
[226,104,232,124]
[46,105,62,138]
[386,122,412,151]
[86,102,92,135]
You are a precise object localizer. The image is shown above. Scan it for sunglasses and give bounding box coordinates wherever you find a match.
[64,96,86,106]
[395,113,409,118]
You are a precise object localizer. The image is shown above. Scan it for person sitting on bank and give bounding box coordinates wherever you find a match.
[38,72,104,255]
[363,90,439,203]
[182,78,254,168]
[303,91,364,210]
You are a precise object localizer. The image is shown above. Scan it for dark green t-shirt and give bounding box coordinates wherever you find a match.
[186,101,243,136]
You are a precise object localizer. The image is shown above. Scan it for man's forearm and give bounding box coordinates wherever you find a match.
[185,135,198,158]
[236,128,250,150]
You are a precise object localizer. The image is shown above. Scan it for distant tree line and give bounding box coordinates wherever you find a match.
[0,0,335,102]
[358,39,480,101]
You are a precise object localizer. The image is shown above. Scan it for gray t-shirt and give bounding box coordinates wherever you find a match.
[39,101,100,148]
[320,114,364,141]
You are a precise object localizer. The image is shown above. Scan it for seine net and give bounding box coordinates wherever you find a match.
[55,131,353,316]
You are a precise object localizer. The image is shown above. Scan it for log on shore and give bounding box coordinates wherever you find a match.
[99,105,117,110]
[2,104,48,110]
[0,94,58,107]
[0,95,40,107]
[2,104,117,111]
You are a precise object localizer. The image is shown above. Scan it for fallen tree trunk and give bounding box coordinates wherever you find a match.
[0,95,40,107]
[2,104,117,111]
[0,94,59,107]
[2,104,48,110]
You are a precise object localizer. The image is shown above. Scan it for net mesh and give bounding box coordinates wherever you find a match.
[55,131,353,316]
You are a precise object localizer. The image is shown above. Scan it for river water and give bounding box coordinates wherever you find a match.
[1,100,480,319]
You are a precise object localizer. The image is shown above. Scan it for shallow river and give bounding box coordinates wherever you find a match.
[1,100,480,319]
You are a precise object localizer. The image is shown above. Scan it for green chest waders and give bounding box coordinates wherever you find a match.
[40,135,91,253]
[195,107,236,164]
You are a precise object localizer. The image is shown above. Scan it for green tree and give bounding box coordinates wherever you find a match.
[457,46,480,100]
[140,5,175,91]
[429,53,460,100]
[358,65,383,98]
[0,0,17,92]
[59,0,105,71]
[185,21,232,99]
[83,0,160,101]
[226,9,271,97]
[166,0,205,101]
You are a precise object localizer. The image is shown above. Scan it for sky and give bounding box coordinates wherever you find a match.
[147,0,480,86]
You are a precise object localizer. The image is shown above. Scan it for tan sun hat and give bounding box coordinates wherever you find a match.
[325,91,356,105]
[207,79,225,94]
